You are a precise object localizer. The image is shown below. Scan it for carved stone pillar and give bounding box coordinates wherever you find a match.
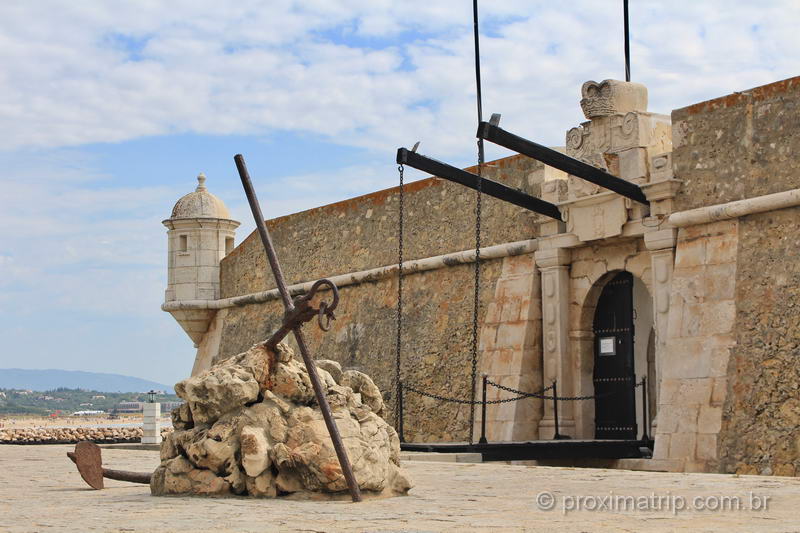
[476,253,543,442]
[535,247,574,438]
[571,329,595,438]
[644,228,677,422]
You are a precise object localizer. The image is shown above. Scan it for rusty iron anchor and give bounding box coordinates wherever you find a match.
[67,159,360,502]
[265,278,339,350]
[65,285,343,493]
[235,154,362,502]
[67,441,151,489]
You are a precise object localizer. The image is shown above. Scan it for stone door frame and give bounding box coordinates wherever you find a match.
[569,241,661,440]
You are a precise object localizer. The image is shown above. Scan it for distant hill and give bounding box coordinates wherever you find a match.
[0,368,174,393]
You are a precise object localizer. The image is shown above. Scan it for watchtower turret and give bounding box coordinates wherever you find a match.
[162,173,239,346]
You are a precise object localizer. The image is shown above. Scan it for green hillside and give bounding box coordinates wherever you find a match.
[0,388,181,415]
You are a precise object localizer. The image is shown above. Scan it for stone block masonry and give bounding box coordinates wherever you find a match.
[652,220,738,470]
[476,252,543,441]
[663,76,800,475]
[214,155,550,443]
[167,76,800,476]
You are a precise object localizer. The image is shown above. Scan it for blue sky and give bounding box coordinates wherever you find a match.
[1,1,799,386]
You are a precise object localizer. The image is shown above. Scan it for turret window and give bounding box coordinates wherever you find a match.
[225,237,234,256]
[179,234,188,252]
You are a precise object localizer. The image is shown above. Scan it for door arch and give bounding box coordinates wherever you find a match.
[593,271,637,439]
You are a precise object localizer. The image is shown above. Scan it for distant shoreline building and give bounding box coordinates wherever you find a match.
[113,400,183,414]
[114,401,144,414]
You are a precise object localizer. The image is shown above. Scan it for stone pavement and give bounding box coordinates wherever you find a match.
[1,444,799,532]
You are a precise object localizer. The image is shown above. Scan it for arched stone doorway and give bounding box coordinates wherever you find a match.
[576,270,654,440]
[593,271,637,439]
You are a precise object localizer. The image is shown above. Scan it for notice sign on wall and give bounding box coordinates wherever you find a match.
[599,336,616,356]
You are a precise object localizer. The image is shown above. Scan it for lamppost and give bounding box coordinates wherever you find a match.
[142,390,162,445]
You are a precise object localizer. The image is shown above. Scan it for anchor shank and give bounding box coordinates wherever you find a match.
[234,154,362,503]
[102,468,152,485]
[68,445,151,489]
[234,155,294,311]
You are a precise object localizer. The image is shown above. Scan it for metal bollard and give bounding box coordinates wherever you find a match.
[640,376,649,443]
[478,374,488,444]
[552,380,566,440]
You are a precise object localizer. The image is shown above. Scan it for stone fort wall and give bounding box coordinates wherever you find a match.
[658,77,800,475]
[197,76,800,471]
[216,155,556,442]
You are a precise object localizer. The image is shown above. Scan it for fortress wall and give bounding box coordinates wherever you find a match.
[216,154,551,442]
[670,76,800,475]
[219,154,547,298]
[206,76,800,464]
[726,206,800,476]
[672,76,800,211]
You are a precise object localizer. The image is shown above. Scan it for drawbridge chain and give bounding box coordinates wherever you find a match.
[395,0,485,445]
[394,163,404,431]
[467,0,484,446]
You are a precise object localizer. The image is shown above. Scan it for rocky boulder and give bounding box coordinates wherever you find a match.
[151,341,411,499]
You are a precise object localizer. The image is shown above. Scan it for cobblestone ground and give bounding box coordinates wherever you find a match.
[1,444,799,532]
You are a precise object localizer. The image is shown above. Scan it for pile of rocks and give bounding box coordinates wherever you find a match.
[151,341,412,499]
[0,426,173,444]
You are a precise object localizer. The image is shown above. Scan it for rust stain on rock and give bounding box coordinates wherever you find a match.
[321,461,343,481]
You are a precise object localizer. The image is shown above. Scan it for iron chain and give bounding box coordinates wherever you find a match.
[404,382,554,406]
[485,379,558,400]
[546,378,645,401]
[405,378,644,405]
[468,140,483,443]
[547,377,644,402]
[393,164,404,429]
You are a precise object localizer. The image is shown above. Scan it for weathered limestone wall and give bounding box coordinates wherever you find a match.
[216,155,549,442]
[663,76,800,474]
[477,253,543,441]
[723,207,800,476]
[652,220,738,471]
[672,76,800,211]
[219,260,503,442]
[696,78,800,476]
[220,155,547,296]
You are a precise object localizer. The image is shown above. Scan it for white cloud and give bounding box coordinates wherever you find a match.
[1,1,799,381]
[3,0,799,304]
[0,149,175,317]
[2,1,798,155]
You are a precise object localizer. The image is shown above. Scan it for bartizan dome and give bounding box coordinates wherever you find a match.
[169,173,232,220]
